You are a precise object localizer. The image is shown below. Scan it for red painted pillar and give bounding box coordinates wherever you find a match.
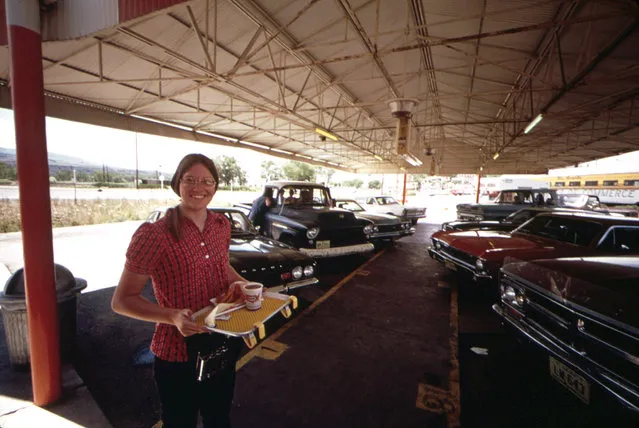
[475,174,482,203]
[402,173,408,205]
[6,0,61,405]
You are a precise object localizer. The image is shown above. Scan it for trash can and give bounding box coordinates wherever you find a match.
[0,264,87,368]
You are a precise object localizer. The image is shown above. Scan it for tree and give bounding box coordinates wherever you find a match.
[368,179,381,189]
[55,169,73,181]
[343,179,363,189]
[315,166,336,186]
[282,161,316,182]
[217,155,246,187]
[260,160,282,182]
[0,162,17,180]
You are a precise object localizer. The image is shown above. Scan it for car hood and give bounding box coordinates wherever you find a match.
[438,230,552,257]
[229,234,311,265]
[503,257,639,327]
[279,207,360,226]
[353,212,400,225]
[443,220,502,230]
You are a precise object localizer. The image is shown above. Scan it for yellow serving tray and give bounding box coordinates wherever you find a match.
[192,292,298,348]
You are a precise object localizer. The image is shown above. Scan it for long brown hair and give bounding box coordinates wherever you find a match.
[167,154,219,240]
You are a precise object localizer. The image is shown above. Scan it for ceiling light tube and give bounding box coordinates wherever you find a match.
[315,128,338,141]
[493,152,500,160]
[524,113,543,134]
[374,154,383,161]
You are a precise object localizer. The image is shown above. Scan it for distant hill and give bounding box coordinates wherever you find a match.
[0,147,160,178]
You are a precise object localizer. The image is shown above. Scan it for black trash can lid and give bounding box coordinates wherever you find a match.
[2,264,86,299]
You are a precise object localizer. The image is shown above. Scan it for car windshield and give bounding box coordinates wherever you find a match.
[505,209,535,223]
[375,196,399,205]
[281,186,330,207]
[222,211,256,234]
[515,216,603,246]
[337,200,364,212]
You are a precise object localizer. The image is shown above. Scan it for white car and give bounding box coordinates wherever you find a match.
[355,195,426,225]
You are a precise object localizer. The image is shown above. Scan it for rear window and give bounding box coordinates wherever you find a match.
[516,216,603,246]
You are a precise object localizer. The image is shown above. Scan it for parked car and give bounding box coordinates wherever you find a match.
[354,195,426,225]
[146,207,319,293]
[239,181,375,258]
[457,190,632,222]
[333,198,414,244]
[441,206,607,232]
[428,211,639,284]
[456,189,559,221]
[493,256,639,411]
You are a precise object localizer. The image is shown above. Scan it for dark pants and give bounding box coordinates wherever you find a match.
[154,336,241,428]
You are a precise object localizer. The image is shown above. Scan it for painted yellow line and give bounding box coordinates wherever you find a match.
[236,250,386,370]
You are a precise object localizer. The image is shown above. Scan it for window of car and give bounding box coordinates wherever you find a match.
[597,227,639,253]
[376,196,398,205]
[338,200,364,212]
[516,216,603,246]
[223,211,254,233]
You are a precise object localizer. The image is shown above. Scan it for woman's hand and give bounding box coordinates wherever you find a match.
[171,308,208,337]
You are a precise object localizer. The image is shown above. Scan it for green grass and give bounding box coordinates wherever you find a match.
[0,199,167,233]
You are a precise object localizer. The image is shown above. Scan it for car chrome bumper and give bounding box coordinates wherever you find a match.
[300,242,375,258]
[427,247,493,281]
[268,277,319,294]
[493,303,639,412]
[370,231,403,239]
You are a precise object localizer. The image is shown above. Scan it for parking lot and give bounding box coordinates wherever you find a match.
[2,197,638,427]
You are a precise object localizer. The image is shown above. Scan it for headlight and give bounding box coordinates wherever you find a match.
[363,224,374,236]
[306,227,320,239]
[292,266,303,279]
[434,241,441,250]
[502,285,517,302]
[475,259,485,270]
[373,226,379,232]
[303,265,314,277]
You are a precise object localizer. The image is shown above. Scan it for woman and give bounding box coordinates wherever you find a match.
[111,153,247,428]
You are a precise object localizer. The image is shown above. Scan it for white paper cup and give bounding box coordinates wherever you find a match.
[241,282,263,311]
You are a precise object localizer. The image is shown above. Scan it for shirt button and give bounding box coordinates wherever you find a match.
[205,254,210,259]
[200,242,205,246]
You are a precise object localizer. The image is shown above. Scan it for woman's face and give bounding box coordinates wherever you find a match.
[179,163,216,211]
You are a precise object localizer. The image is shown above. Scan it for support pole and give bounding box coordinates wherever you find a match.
[475,174,481,203]
[402,173,408,205]
[6,0,61,405]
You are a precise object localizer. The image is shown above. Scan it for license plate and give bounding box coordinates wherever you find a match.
[549,356,590,404]
[316,240,330,249]
[444,260,457,271]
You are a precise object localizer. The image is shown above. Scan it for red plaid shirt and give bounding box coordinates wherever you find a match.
[125,211,231,362]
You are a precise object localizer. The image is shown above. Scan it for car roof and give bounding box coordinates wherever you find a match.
[533,211,639,225]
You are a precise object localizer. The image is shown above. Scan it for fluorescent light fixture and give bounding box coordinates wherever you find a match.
[237,140,269,150]
[315,128,338,141]
[493,152,500,160]
[328,161,339,166]
[480,166,484,171]
[270,148,293,155]
[401,153,423,167]
[130,114,193,132]
[374,154,383,161]
[524,113,543,134]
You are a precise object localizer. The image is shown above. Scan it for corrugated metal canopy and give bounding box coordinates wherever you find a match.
[1,0,638,175]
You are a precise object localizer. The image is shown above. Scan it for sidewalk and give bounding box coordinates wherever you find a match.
[0,332,112,427]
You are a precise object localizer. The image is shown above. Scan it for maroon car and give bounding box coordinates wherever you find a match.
[493,256,639,412]
[428,212,639,284]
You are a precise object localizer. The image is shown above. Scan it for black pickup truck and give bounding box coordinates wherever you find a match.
[237,181,375,258]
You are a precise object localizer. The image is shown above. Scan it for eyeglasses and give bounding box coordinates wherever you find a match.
[180,176,216,187]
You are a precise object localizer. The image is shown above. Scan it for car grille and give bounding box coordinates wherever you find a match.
[241,266,284,287]
[378,223,403,233]
[405,208,424,216]
[502,273,639,389]
[436,240,477,266]
[317,227,366,246]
